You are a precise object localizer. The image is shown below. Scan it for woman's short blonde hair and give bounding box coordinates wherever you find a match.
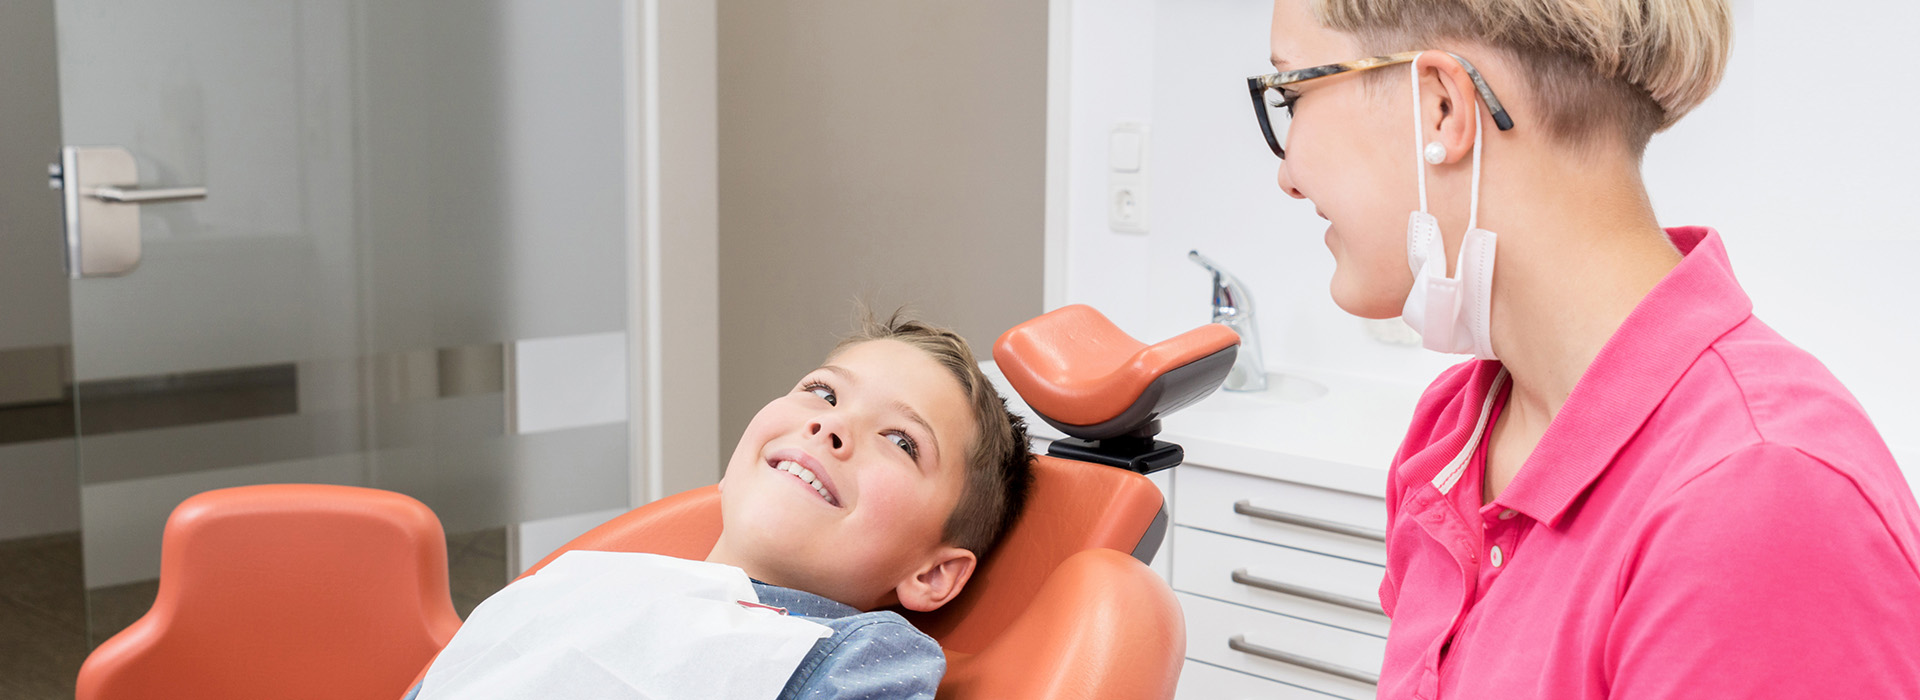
[1313,0,1730,150]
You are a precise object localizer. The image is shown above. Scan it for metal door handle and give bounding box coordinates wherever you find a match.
[55,145,209,278]
[1228,635,1380,686]
[1234,500,1386,542]
[1231,568,1386,616]
[87,185,207,204]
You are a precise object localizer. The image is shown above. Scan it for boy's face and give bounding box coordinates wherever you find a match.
[711,339,979,611]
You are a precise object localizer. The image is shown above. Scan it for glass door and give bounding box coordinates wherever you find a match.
[1,1,641,695]
[0,1,85,697]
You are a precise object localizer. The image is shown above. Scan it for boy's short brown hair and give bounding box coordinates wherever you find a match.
[830,310,1034,559]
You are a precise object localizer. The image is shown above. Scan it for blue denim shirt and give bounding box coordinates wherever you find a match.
[753,581,943,700]
[402,581,942,700]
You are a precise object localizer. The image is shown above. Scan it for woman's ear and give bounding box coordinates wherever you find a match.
[893,546,977,612]
[1415,53,1481,166]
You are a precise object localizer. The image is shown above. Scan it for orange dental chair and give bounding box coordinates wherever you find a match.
[76,305,1238,700]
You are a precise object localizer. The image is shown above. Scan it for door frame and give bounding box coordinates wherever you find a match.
[630,0,720,506]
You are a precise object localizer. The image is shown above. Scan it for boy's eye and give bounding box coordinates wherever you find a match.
[886,431,919,460]
[804,383,836,406]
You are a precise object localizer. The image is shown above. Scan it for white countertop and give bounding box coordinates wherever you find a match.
[985,360,1920,500]
[981,361,1428,498]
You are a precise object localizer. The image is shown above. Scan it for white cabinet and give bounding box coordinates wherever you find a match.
[1176,465,1386,566]
[1175,657,1342,700]
[1168,465,1389,700]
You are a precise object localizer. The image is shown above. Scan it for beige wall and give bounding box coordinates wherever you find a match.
[656,0,722,498]
[716,1,1048,469]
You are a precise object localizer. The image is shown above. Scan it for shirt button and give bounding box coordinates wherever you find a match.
[1498,509,1518,520]
[1490,545,1504,567]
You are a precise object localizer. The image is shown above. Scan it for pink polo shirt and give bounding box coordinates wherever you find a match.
[1378,227,1920,699]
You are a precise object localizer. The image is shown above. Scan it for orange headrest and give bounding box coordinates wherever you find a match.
[992,305,1238,440]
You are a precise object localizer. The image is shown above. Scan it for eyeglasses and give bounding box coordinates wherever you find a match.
[1247,51,1515,160]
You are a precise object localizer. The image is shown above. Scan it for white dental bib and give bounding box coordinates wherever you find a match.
[418,551,833,700]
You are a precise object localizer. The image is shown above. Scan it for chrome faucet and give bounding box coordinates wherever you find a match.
[1189,250,1268,392]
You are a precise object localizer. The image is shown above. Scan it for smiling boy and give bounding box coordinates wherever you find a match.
[702,314,1034,699]
[409,314,1033,700]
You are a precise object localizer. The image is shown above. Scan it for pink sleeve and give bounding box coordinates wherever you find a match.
[1606,444,1920,698]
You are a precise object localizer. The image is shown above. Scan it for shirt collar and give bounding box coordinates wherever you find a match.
[749,579,861,619]
[1496,227,1752,527]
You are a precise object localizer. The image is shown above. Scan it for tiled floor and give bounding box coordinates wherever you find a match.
[0,528,509,700]
[0,533,88,700]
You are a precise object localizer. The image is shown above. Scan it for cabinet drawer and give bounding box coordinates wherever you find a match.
[1176,658,1334,700]
[1173,526,1388,637]
[1181,592,1383,700]
[1177,465,1387,565]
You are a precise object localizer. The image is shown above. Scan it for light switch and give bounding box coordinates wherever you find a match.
[1109,131,1142,172]
[1108,123,1149,234]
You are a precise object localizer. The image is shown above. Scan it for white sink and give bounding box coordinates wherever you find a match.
[1213,372,1329,404]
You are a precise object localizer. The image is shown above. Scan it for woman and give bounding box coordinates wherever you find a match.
[1250,0,1920,696]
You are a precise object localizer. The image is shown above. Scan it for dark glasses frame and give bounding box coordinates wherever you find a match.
[1247,51,1515,159]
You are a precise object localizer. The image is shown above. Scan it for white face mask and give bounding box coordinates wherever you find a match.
[1400,55,1499,360]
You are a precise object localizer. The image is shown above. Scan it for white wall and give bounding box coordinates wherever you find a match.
[1060,0,1917,460]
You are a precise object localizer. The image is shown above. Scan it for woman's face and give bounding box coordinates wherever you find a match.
[1269,0,1421,319]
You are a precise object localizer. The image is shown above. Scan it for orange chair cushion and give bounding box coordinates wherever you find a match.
[901,455,1165,654]
[78,485,462,700]
[519,485,723,577]
[993,304,1239,427]
[938,548,1184,700]
[525,455,1165,656]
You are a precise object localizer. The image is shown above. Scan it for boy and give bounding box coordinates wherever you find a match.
[410,313,1033,700]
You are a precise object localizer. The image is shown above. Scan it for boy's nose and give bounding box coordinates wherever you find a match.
[807,420,845,451]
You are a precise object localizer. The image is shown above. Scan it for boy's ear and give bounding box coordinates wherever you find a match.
[894,545,977,612]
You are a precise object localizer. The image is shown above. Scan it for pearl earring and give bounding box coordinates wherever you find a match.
[1423,142,1446,165]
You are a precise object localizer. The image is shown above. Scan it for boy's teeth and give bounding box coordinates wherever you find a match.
[774,460,835,505]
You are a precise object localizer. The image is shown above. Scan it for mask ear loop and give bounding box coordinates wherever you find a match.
[1410,56,1428,214]
[1412,54,1488,262]
[1466,87,1483,232]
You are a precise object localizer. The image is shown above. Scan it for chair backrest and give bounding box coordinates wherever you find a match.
[77,484,462,700]
[520,451,1174,651]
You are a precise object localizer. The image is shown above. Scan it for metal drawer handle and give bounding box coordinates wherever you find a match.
[1234,500,1386,542]
[1228,634,1380,686]
[87,185,208,204]
[1231,568,1386,617]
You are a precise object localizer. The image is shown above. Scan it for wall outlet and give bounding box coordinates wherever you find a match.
[1108,123,1149,234]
